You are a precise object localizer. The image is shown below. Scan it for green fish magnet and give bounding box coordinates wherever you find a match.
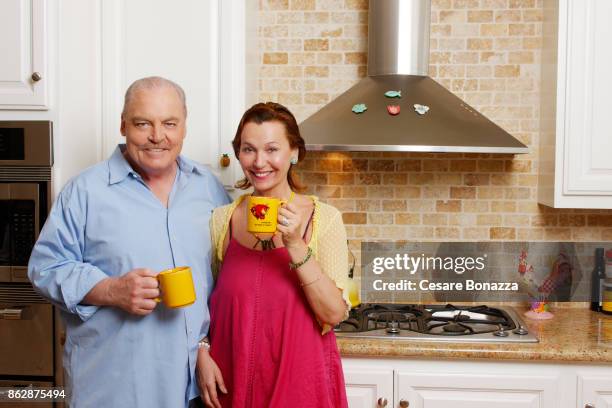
[384,90,402,98]
[352,103,367,114]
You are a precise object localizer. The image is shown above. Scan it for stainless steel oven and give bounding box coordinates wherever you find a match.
[0,121,60,407]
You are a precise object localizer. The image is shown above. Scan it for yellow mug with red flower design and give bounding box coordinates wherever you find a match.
[247,196,286,233]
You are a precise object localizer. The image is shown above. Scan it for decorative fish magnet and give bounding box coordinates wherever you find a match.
[352,103,367,114]
[414,104,430,115]
[387,105,400,115]
[385,90,402,98]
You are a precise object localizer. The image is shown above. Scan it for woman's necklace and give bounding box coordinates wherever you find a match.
[252,234,277,251]
[251,191,295,251]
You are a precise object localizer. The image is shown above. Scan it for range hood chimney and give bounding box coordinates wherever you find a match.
[299,0,529,154]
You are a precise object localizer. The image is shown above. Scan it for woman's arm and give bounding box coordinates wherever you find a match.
[288,243,348,325]
[196,347,227,408]
[278,203,349,326]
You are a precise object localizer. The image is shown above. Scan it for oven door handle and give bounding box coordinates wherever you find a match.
[0,306,32,320]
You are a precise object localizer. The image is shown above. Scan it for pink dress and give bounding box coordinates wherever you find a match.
[208,237,348,407]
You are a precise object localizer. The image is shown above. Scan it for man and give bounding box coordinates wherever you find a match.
[28,77,229,407]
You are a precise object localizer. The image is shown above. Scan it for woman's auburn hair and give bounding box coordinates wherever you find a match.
[232,102,306,192]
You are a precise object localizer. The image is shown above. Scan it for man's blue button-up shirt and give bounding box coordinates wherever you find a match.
[28,145,230,407]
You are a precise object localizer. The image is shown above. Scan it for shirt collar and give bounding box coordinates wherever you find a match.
[176,153,208,176]
[108,144,206,185]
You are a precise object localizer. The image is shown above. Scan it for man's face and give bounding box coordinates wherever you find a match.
[120,86,186,178]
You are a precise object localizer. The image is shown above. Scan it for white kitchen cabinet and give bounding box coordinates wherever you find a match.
[0,0,48,109]
[344,366,393,408]
[342,357,608,408]
[538,0,612,208]
[579,374,612,408]
[396,370,559,408]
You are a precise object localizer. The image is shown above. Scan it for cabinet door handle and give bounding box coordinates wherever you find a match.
[399,400,409,408]
[377,397,387,407]
[220,153,230,168]
[31,72,42,82]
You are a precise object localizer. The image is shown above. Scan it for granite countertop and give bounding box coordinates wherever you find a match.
[337,308,612,363]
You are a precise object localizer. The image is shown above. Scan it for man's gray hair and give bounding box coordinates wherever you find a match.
[122,76,187,117]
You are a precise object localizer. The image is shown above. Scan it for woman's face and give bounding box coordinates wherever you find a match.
[238,120,297,195]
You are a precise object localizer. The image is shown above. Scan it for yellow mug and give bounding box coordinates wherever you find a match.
[247,196,286,233]
[155,266,196,308]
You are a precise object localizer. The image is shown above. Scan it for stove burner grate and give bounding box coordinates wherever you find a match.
[442,322,473,334]
[336,303,516,337]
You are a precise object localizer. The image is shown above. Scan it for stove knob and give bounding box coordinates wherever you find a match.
[386,321,400,334]
[377,397,388,407]
[399,399,409,407]
[493,324,510,337]
[512,325,529,335]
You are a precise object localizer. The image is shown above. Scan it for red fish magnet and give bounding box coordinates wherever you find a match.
[387,105,400,116]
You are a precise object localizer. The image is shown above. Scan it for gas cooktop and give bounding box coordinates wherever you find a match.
[334,304,538,343]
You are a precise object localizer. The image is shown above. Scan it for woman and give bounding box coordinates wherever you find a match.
[197,102,351,408]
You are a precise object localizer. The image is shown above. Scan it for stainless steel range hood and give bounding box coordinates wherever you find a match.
[299,0,529,154]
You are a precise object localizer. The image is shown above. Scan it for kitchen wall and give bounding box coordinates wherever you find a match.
[253,0,612,248]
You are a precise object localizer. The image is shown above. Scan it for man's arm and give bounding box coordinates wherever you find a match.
[28,183,108,321]
[27,183,160,320]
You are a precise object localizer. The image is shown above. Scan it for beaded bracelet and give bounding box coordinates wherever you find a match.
[289,246,313,270]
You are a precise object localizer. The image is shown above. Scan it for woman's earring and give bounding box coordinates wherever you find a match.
[290,157,298,165]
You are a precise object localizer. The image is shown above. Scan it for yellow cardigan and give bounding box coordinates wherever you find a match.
[209,194,351,332]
